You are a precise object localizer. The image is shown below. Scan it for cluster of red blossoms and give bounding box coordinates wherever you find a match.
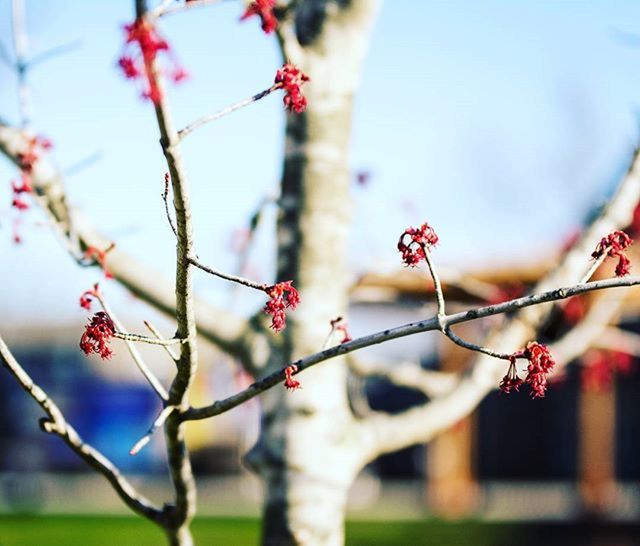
[397,223,439,267]
[263,281,300,332]
[274,64,310,114]
[592,230,633,277]
[9,135,52,242]
[80,312,116,360]
[118,18,187,104]
[284,364,301,390]
[499,341,556,398]
[84,244,115,279]
[240,0,277,34]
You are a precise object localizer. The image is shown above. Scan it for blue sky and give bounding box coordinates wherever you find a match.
[2,1,640,326]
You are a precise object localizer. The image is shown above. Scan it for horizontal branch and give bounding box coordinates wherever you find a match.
[183,274,640,421]
[0,335,164,522]
[114,331,186,346]
[178,85,279,141]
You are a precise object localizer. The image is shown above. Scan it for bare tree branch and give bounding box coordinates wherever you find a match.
[178,85,279,141]
[154,0,227,19]
[145,320,180,361]
[0,335,164,522]
[189,255,267,290]
[183,274,640,421]
[94,289,169,401]
[135,0,200,536]
[130,405,176,456]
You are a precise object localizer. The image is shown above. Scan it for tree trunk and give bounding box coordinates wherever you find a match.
[246,4,380,544]
[165,525,194,546]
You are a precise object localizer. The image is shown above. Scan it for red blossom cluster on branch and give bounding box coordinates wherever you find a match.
[240,0,277,34]
[8,135,52,242]
[284,364,301,390]
[592,230,633,277]
[397,222,439,266]
[80,311,116,360]
[84,244,115,279]
[118,17,187,104]
[500,341,556,398]
[274,64,310,114]
[263,280,300,332]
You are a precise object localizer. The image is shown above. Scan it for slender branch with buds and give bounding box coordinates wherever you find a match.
[183,273,640,421]
[0,335,164,522]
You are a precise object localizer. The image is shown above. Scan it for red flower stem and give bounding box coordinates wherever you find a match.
[177,84,280,141]
[93,290,169,400]
[188,256,267,291]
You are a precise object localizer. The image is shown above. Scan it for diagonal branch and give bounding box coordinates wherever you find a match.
[183,274,640,421]
[178,85,279,141]
[0,334,164,522]
[93,289,169,401]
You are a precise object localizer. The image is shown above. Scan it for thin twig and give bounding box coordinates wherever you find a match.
[581,253,608,284]
[423,244,512,359]
[113,331,186,346]
[130,405,176,455]
[145,320,180,361]
[28,39,82,67]
[183,274,640,421]
[162,173,177,236]
[189,256,267,291]
[94,291,169,401]
[0,335,164,521]
[154,0,227,18]
[422,247,446,320]
[178,85,279,141]
[444,325,512,360]
[63,151,102,177]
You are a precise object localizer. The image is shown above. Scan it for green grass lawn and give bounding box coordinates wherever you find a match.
[1,515,639,545]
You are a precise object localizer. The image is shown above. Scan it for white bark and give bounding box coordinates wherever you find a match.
[249,2,381,544]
